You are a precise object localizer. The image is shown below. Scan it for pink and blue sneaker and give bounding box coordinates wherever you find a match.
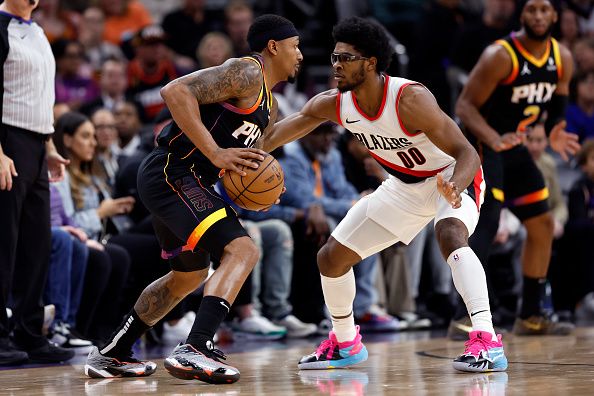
[298,325,368,370]
[453,330,508,372]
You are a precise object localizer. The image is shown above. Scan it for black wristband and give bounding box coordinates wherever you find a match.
[544,94,568,136]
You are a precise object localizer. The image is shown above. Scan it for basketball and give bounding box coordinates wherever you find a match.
[222,154,285,211]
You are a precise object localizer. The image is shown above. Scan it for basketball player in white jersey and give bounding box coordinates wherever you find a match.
[259,17,507,372]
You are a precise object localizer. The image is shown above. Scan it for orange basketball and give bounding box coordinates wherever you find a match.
[222,154,284,211]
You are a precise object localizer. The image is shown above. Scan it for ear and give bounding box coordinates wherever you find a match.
[63,134,73,148]
[367,56,378,72]
[267,40,278,55]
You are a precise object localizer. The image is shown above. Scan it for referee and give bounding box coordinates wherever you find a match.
[0,0,73,365]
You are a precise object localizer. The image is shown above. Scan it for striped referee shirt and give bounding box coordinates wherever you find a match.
[0,11,55,134]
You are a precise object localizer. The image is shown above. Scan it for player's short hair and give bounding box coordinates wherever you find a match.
[247,14,298,53]
[577,138,594,167]
[332,17,393,73]
[518,0,560,13]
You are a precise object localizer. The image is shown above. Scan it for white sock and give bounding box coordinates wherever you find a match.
[321,269,357,343]
[447,247,496,341]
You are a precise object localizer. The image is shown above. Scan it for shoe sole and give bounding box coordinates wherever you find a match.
[298,345,368,370]
[452,359,508,373]
[84,364,157,378]
[164,358,240,384]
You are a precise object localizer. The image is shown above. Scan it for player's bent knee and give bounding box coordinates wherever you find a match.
[225,236,260,268]
[435,218,469,257]
[171,269,208,295]
[317,238,360,274]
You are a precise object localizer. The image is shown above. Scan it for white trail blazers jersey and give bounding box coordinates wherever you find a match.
[336,75,455,184]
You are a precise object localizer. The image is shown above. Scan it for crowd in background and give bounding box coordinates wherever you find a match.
[4,0,594,360]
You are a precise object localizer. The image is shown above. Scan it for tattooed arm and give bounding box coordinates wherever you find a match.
[160,58,266,175]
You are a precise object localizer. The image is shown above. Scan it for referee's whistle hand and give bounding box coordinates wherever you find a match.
[0,152,18,191]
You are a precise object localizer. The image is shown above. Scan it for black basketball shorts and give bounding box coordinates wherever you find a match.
[480,144,549,221]
[137,147,249,272]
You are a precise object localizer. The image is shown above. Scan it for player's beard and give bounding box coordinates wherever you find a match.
[523,21,554,42]
[337,64,366,93]
[287,63,302,84]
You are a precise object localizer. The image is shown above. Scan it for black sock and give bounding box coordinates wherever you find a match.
[186,295,230,349]
[99,309,151,358]
[520,277,545,319]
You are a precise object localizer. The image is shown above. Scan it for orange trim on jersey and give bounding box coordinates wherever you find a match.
[336,92,343,126]
[509,187,549,207]
[395,82,423,137]
[168,132,184,146]
[352,74,390,121]
[552,38,563,79]
[511,33,551,68]
[496,40,519,85]
[183,208,227,252]
[369,151,450,177]
[221,87,264,114]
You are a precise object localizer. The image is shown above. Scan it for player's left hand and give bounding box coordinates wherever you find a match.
[260,187,286,212]
[437,173,462,209]
[46,150,70,182]
[549,120,581,162]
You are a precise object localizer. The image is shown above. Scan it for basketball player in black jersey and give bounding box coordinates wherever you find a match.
[84,15,302,384]
[455,0,581,337]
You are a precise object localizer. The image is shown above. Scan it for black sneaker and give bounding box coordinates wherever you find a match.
[85,346,157,378]
[26,341,75,363]
[164,342,240,384]
[0,338,28,366]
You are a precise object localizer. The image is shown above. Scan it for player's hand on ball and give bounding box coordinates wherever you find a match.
[437,173,462,209]
[549,120,580,162]
[212,147,266,176]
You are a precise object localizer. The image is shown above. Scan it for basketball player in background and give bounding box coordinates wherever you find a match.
[261,17,507,372]
[84,15,302,384]
[454,0,580,337]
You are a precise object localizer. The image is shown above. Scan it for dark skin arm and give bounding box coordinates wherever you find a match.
[456,44,522,152]
[260,89,338,152]
[160,58,266,175]
[548,44,580,161]
[401,85,481,208]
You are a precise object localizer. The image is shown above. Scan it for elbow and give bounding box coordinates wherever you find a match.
[160,81,183,104]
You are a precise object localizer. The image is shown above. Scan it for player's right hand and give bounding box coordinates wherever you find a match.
[0,151,17,191]
[211,147,266,176]
[492,132,523,152]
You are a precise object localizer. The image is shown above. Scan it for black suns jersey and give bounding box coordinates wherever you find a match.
[156,55,272,185]
[480,33,563,135]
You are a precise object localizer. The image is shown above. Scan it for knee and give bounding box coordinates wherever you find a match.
[171,269,208,295]
[435,218,469,258]
[526,212,554,237]
[225,237,260,270]
[317,238,351,274]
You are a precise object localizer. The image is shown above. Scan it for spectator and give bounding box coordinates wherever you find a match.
[0,0,73,365]
[53,39,100,110]
[574,37,594,74]
[196,32,234,69]
[526,124,568,238]
[90,108,119,188]
[161,0,222,62]
[100,0,152,45]
[81,59,130,116]
[559,6,582,51]
[224,0,254,57]
[126,25,178,121]
[112,101,143,161]
[78,7,126,76]
[567,70,594,143]
[33,0,80,44]
[46,184,94,351]
[450,0,515,74]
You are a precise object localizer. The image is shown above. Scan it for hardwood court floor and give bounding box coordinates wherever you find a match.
[2,327,594,395]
